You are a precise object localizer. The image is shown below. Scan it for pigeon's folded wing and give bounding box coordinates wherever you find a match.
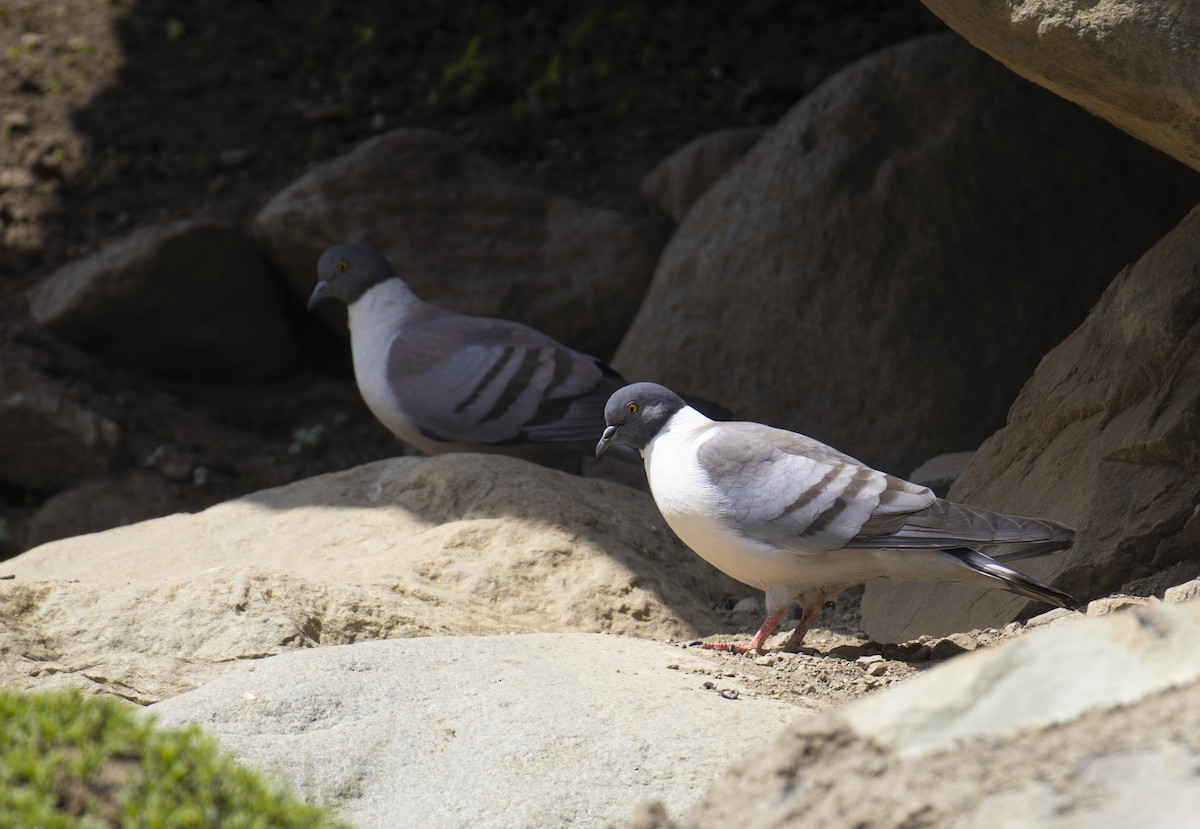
[386,316,619,446]
[696,422,935,552]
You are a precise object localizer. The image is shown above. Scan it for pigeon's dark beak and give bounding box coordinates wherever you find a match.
[307,281,330,311]
[595,424,621,458]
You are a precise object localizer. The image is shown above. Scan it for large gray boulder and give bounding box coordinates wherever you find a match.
[26,220,297,381]
[253,128,670,358]
[921,0,1200,171]
[640,128,765,223]
[0,454,742,702]
[862,203,1200,641]
[613,33,1200,475]
[147,634,805,829]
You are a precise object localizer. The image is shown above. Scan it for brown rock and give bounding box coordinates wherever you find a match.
[862,204,1200,641]
[26,220,297,381]
[253,128,670,358]
[613,34,1200,475]
[921,0,1200,171]
[0,389,119,493]
[0,454,743,701]
[640,128,765,222]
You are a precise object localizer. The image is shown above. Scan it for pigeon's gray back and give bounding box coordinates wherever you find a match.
[385,310,620,446]
[695,421,1071,557]
[695,421,932,552]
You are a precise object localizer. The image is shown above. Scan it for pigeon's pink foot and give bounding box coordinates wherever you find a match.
[701,607,787,654]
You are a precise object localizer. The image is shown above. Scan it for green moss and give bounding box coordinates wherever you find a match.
[0,690,350,829]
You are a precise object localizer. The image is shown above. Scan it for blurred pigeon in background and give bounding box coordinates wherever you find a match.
[308,244,726,463]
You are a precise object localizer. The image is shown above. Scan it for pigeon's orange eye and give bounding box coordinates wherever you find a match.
[336,259,349,273]
[626,402,639,415]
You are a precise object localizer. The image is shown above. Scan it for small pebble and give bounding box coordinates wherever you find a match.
[1086,595,1155,617]
[1164,578,1200,604]
[866,662,888,677]
[1025,606,1076,629]
[3,112,31,133]
[855,654,884,666]
[930,638,967,660]
[719,688,739,700]
[0,168,36,190]
[754,655,777,667]
[909,644,932,661]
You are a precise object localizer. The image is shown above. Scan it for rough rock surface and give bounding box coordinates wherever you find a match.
[26,220,297,380]
[0,388,119,493]
[253,128,670,359]
[621,598,1200,829]
[862,204,1200,641]
[921,0,1200,171]
[0,455,744,702]
[147,634,806,829]
[640,128,765,222]
[613,33,1200,475]
[845,600,1200,756]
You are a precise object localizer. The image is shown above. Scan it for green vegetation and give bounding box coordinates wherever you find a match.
[436,34,488,107]
[0,690,350,829]
[432,2,686,118]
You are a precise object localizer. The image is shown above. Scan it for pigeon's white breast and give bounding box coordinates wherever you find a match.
[644,410,799,591]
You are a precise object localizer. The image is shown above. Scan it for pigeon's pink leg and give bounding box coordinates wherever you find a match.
[702,607,788,654]
[780,593,825,653]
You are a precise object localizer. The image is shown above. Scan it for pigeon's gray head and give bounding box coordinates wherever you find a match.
[308,243,398,310]
[595,382,687,457]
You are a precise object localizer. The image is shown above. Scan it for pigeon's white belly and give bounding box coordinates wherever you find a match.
[644,414,801,591]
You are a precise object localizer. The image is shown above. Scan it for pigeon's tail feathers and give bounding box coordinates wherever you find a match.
[856,499,1076,554]
[946,548,1082,611]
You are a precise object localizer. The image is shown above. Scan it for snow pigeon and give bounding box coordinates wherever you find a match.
[308,244,726,460]
[596,382,1080,653]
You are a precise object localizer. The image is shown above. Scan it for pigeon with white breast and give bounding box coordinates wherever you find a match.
[308,244,726,461]
[595,382,1081,654]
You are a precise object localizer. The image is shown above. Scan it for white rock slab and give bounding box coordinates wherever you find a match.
[147,633,806,829]
[843,600,1200,758]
